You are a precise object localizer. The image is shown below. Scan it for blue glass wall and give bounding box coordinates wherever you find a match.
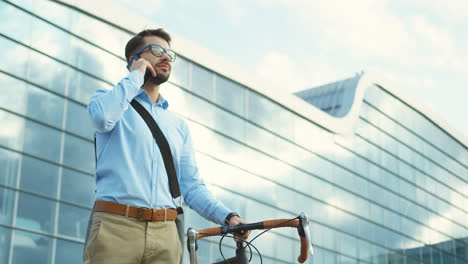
[0,1,466,263]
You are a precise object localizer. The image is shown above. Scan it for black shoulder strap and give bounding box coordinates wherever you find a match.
[130,99,181,198]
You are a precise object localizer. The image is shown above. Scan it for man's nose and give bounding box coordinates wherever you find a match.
[160,52,171,61]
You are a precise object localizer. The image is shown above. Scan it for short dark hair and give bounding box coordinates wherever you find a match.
[125,28,172,62]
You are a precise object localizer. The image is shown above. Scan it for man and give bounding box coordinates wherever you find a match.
[85,28,248,264]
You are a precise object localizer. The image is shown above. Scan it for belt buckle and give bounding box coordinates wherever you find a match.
[137,207,150,221]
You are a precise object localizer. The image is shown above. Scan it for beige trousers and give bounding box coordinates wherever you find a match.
[83,212,182,264]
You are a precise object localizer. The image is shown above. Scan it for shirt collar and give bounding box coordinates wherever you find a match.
[137,90,169,110]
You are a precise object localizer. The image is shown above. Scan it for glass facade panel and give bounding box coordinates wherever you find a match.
[20,156,59,197]
[12,230,53,264]
[55,239,83,264]
[0,36,30,82]
[214,75,246,116]
[0,187,15,225]
[23,119,62,162]
[0,226,11,264]
[58,203,90,240]
[0,148,20,187]
[65,101,93,139]
[16,193,55,234]
[0,1,33,45]
[27,50,69,95]
[62,135,94,173]
[191,64,214,100]
[60,169,95,207]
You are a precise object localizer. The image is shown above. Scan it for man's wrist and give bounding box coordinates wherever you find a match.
[225,212,240,225]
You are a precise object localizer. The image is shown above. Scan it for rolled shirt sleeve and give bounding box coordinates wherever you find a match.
[88,70,145,133]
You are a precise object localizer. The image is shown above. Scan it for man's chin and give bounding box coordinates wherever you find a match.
[149,74,169,85]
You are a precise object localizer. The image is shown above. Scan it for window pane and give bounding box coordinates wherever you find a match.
[61,169,95,207]
[30,17,71,63]
[20,156,59,197]
[0,226,11,264]
[0,109,26,151]
[62,135,94,173]
[27,51,68,95]
[58,203,90,240]
[23,120,62,162]
[214,75,245,116]
[55,239,83,264]
[0,187,15,225]
[0,1,32,44]
[16,193,55,234]
[66,101,93,139]
[0,36,30,78]
[0,78,65,127]
[12,230,53,264]
[67,71,110,105]
[191,65,214,100]
[69,37,125,84]
[171,56,190,88]
[0,148,20,187]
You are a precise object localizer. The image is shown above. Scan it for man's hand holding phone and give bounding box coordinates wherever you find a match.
[129,57,156,81]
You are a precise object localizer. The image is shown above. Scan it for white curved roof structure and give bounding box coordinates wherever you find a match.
[58,0,467,149]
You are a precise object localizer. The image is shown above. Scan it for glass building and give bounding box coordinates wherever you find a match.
[0,0,466,263]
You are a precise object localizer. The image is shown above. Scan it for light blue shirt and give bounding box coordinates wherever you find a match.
[87,70,230,225]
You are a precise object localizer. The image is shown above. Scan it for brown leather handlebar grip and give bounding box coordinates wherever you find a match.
[297,236,309,263]
[262,219,299,229]
[196,227,222,239]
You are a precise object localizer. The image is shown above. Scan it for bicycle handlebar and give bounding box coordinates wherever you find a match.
[188,213,314,264]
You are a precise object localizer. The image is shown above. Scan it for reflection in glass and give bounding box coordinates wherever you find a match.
[71,11,128,56]
[214,75,245,116]
[63,135,94,173]
[61,169,95,207]
[16,193,55,233]
[23,120,62,162]
[0,110,25,151]
[0,76,65,128]
[0,1,32,44]
[191,65,214,100]
[171,56,190,88]
[66,101,94,139]
[70,37,126,84]
[0,187,15,225]
[0,148,20,187]
[27,51,68,95]
[12,230,52,264]
[0,36,30,81]
[30,18,71,63]
[0,226,11,264]
[58,203,90,240]
[20,156,59,197]
[55,239,83,264]
[68,70,112,105]
[0,72,27,115]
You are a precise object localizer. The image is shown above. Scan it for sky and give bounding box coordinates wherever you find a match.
[113,0,468,140]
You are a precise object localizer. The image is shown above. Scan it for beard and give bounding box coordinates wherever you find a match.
[145,70,170,85]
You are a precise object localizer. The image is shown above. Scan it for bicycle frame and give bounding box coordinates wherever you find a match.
[187,212,314,264]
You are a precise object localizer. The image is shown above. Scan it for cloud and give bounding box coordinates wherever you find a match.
[216,0,245,25]
[112,0,163,18]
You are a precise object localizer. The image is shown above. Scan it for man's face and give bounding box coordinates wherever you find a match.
[139,36,172,85]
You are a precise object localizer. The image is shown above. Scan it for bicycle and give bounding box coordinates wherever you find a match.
[187,212,314,264]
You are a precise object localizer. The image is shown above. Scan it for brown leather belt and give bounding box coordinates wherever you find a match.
[93,200,178,221]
